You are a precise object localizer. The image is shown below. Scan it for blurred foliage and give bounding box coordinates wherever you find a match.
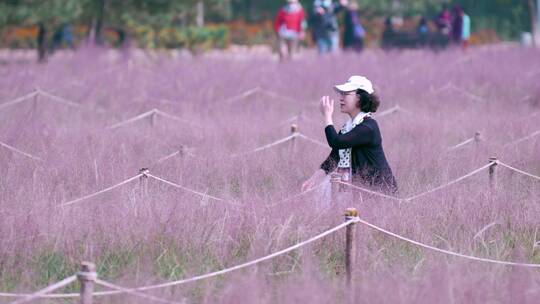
[0,0,536,48]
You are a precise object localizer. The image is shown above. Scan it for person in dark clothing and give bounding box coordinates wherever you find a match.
[381,17,396,50]
[310,0,348,54]
[302,75,398,194]
[343,2,364,52]
[37,22,47,63]
[451,5,464,44]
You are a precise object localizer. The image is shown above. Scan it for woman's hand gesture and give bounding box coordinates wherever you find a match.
[320,95,334,125]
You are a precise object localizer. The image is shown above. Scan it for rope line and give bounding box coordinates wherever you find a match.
[504,130,540,147]
[336,181,402,202]
[376,105,400,117]
[356,217,540,268]
[448,137,475,150]
[296,133,328,148]
[107,110,155,129]
[153,133,326,165]
[153,109,192,125]
[338,162,494,202]
[6,275,77,304]
[0,141,42,161]
[57,174,143,207]
[94,279,181,304]
[498,161,540,181]
[223,87,299,105]
[377,105,412,118]
[0,91,38,111]
[223,87,261,104]
[37,89,88,110]
[89,219,357,294]
[403,162,493,201]
[146,174,241,205]
[229,134,296,157]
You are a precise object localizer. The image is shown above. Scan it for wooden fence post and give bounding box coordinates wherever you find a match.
[474,131,482,144]
[489,157,498,192]
[139,168,149,196]
[344,208,358,289]
[78,261,96,304]
[330,172,341,205]
[290,124,298,153]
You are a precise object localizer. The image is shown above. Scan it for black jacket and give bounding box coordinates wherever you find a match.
[320,117,398,193]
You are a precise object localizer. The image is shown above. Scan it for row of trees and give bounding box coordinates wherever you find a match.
[0,0,537,44]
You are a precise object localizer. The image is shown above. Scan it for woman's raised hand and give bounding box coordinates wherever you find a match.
[319,95,334,125]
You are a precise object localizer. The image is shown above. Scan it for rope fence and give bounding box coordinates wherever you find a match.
[376,105,412,117]
[3,206,540,302]
[356,217,540,268]
[0,140,42,161]
[0,89,106,113]
[337,162,494,203]
[222,87,299,105]
[336,158,540,203]
[107,108,191,130]
[497,161,540,181]
[57,174,143,207]
[6,275,77,304]
[52,166,325,210]
[504,129,540,148]
[94,279,181,304]
[154,129,328,163]
[448,131,482,150]
[0,90,38,111]
[0,215,359,301]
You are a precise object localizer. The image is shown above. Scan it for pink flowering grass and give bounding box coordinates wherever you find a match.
[0,45,539,303]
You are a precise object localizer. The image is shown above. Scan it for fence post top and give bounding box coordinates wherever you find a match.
[139,167,150,177]
[290,124,298,133]
[489,156,498,163]
[78,261,97,281]
[474,131,482,140]
[344,207,358,218]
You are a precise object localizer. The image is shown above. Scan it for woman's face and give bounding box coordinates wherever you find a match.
[338,90,359,115]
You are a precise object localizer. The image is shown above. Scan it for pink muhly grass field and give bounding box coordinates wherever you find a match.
[0,45,539,303]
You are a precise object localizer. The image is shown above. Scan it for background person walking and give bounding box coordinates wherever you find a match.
[310,0,348,54]
[274,0,306,61]
[343,2,365,53]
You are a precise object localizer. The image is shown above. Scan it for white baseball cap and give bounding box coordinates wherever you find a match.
[334,75,374,94]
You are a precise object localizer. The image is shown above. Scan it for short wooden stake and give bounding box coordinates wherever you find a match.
[179,145,185,157]
[474,131,482,144]
[290,124,298,153]
[139,168,149,196]
[344,208,358,289]
[489,157,498,191]
[78,261,96,304]
[330,172,341,205]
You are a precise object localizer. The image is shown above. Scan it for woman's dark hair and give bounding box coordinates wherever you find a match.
[356,89,380,112]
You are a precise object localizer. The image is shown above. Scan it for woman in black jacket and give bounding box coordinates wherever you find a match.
[301,75,397,194]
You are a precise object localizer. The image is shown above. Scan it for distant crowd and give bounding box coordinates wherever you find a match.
[274,0,471,60]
